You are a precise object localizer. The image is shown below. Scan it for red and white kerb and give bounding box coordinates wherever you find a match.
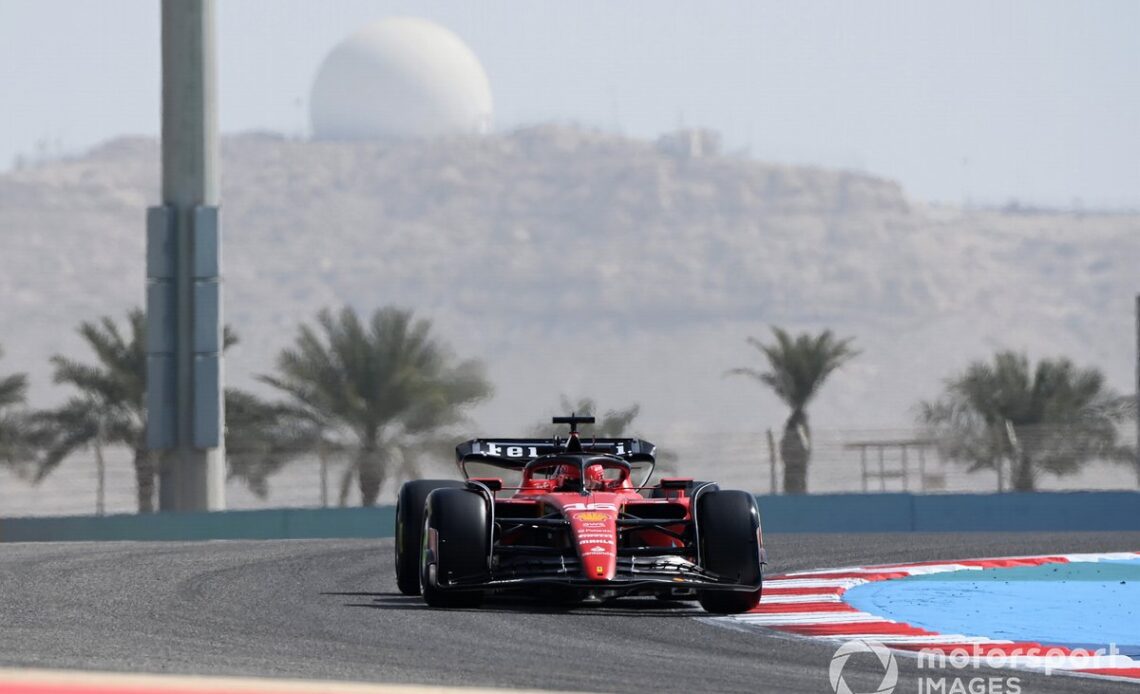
[713,551,1140,684]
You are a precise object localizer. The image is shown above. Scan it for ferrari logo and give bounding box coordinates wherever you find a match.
[575,512,608,522]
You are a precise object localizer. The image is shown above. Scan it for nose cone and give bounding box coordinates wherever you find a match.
[568,507,617,581]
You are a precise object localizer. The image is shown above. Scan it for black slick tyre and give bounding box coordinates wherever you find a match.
[695,489,763,614]
[394,479,464,595]
[420,487,489,608]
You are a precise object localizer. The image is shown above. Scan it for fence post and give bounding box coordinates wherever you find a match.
[878,445,885,491]
[901,444,909,492]
[765,429,778,494]
[319,447,329,508]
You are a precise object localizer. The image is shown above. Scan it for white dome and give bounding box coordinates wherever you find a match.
[310,18,493,140]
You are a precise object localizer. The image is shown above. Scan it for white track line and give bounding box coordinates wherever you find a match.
[0,667,574,694]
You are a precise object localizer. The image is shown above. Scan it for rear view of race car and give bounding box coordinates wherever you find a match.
[394,415,766,614]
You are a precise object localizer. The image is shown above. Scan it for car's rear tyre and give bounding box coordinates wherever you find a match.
[695,489,763,614]
[394,479,465,595]
[420,487,489,608]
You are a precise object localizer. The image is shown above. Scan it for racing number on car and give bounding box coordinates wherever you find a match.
[563,503,618,512]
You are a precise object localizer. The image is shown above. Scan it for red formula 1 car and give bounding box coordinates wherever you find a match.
[393,415,766,614]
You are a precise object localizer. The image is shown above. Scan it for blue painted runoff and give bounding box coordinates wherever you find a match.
[843,559,1140,657]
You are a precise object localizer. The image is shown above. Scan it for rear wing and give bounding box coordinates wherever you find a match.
[455,437,657,470]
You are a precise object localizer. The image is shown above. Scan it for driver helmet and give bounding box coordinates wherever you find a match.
[584,463,606,491]
[553,464,580,490]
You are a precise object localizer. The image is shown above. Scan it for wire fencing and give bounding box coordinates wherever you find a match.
[1,426,1137,518]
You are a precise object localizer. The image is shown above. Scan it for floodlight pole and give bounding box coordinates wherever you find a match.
[146,0,225,511]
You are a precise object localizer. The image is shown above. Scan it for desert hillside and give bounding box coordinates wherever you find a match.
[1,126,1137,435]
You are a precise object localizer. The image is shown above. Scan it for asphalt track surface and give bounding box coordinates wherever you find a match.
[1,533,1138,693]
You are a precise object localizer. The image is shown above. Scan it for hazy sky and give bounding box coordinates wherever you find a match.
[2,0,1137,207]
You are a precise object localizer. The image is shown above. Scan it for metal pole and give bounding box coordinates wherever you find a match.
[153,0,225,511]
[765,429,778,494]
[901,445,909,492]
[319,447,329,508]
[1136,295,1140,487]
[860,446,867,493]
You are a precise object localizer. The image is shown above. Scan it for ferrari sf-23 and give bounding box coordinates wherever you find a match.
[394,415,766,613]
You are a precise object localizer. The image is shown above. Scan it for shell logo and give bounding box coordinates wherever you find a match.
[575,512,608,522]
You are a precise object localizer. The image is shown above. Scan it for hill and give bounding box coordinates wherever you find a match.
[1,126,1137,436]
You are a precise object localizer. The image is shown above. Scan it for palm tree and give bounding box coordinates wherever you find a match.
[0,345,33,472]
[728,327,858,494]
[259,306,493,506]
[919,351,1131,491]
[224,389,318,499]
[32,310,154,510]
[32,309,270,512]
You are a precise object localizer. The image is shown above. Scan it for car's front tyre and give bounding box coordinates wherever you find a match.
[420,487,489,608]
[394,479,465,595]
[695,489,763,614]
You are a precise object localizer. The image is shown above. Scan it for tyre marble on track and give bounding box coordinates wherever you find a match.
[0,533,1137,693]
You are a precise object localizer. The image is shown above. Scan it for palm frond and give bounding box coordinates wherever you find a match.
[0,344,29,410]
[918,351,1130,486]
[0,373,28,410]
[724,367,766,383]
[224,388,321,497]
[730,326,858,410]
[258,305,492,505]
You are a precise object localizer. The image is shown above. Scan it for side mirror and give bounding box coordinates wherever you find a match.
[470,477,504,492]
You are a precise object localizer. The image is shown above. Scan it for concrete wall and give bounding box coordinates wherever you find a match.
[756,491,1140,533]
[0,506,394,543]
[0,492,1136,542]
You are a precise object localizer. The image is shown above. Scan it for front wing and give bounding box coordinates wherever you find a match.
[437,550,767,593]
